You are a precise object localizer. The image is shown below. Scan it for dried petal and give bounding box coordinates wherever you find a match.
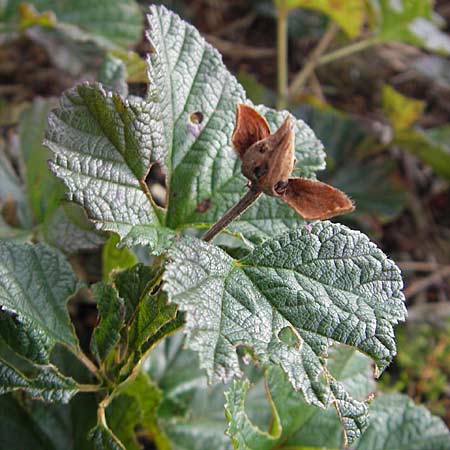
[241,116,295,196]
[232,104,270,157]
[282,178,354,220]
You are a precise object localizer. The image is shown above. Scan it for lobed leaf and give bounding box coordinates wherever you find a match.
[164,222,406,406]
[225,346,374,449]
[46,82,172,251]
[275,0,365,38]
[46,5,327,247]
[2,0,143,49]
[147,5,325,241]
[146,333,233,450]
[90,282,125,363]
[0,241,80,362]
[109,263,178,366]
[356,393,450,450]
[90,425,125,450]
[0,358,78,403]
[106,372,169,450]
[372,0,450,55]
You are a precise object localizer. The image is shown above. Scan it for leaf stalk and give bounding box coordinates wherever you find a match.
[203,187,262,242]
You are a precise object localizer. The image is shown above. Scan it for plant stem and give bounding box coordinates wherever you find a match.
[97,394,113,428]
[77,384,102,392]
[77,351,101,381]
[288,22,339,98]
[203,187,262,242]
[317,37,379,67]
[276,6,289,109]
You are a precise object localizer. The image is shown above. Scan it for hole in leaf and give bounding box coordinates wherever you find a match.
[278,326,300,348]
[145,162,166,208]
[187,111,204,137]
[195,198,212,213]
[190,111,203,124]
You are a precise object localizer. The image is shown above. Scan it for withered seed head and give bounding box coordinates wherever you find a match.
[233,104,295,196]
[231,103,355,221]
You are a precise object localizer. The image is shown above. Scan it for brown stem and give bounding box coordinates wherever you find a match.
[203,187,262,242]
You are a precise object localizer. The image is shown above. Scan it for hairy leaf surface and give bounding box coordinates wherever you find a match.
[164,222,406,406]
[0,358,78,403]
[356,393,450,450]
[225,347,374,449]
[0,241,80,362]
[90,283,125,363]
[46,83,171,251]
[147,5,325,240]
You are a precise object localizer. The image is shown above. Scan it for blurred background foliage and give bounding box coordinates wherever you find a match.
[1,0,450,439]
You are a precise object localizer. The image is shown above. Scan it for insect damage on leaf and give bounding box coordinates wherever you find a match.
[232,104,355,220]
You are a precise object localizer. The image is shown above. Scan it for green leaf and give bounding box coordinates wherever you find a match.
[19,98,65,224]
[275,0,365,38]
[0,241,80,362]
[164,222,406,407]
[107,372,169,450]
[0,358,78,403]
[0,357,96,449]
[42,203,106,254]
[147,5,325,241]
[102,234,138,280]
[147,333,233,450]
[0,394,57,450]
[0,141,32,230]
[47,5,326,246]
[90,424,125,450]
[2,0,143,48]
[381,85,425,132]
[90,282,125,363]
[0,310,49,364]
[329,380,369,446]
[225,379,280,450]
[355,393,450,450]
[128,291,177,354]
[373,0,450,54]
[98,54,128,97]
[46,82,173,252]
[225,347,374,449]
[394,128,450,181]
[106,262,177,366]
[113,263,159,322]
[110,50,148,84]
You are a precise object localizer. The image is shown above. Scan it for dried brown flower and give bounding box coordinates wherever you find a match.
[232,104,354,220]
